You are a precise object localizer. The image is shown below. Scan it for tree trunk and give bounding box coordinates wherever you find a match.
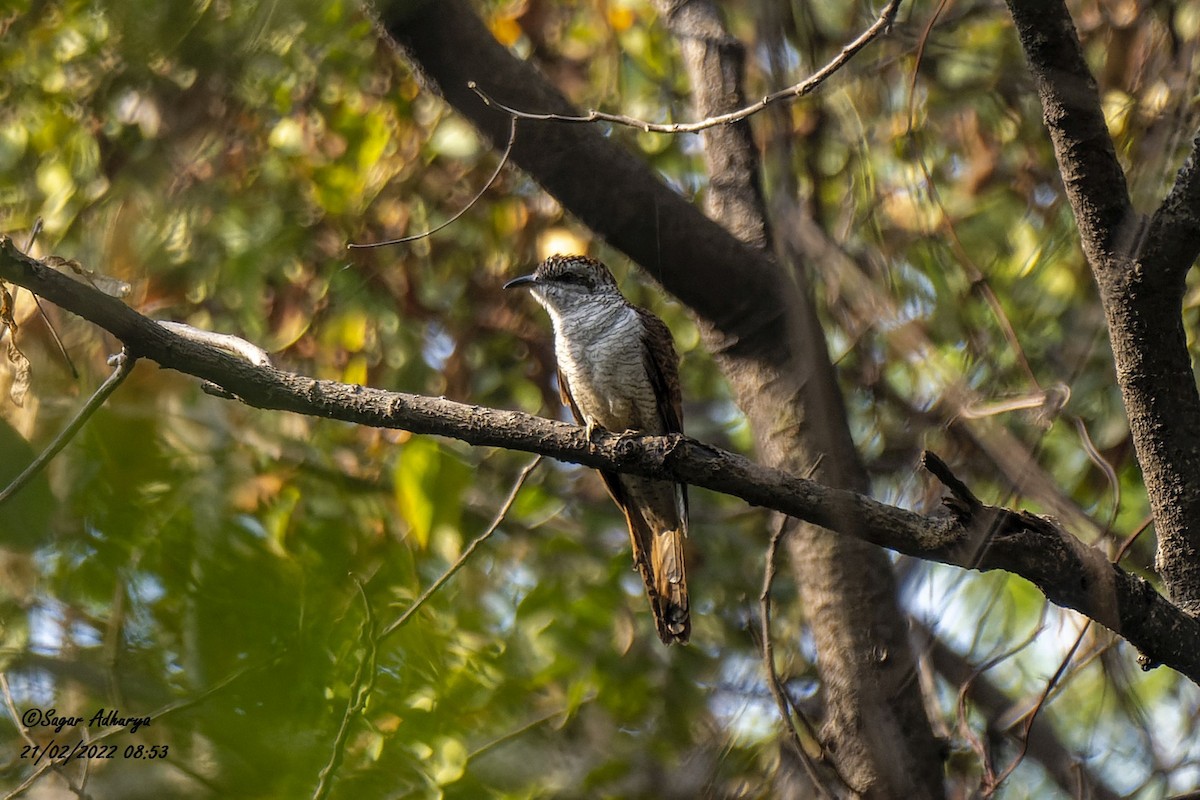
[652,1,942,795]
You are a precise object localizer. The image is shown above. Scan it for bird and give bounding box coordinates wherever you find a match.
[505,254,690,645]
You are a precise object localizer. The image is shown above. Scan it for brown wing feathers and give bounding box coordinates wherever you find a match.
[634,309,690,643]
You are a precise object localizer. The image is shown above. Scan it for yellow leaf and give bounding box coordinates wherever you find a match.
[607,5,635,32]
[489,16,522,47]
[395,439,436,548]
[431,737,467,785]
[343,354,369,386]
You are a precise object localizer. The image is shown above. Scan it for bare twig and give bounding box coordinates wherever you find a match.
[952,623,1047,790]
[469,0,902,135]
[1,673,39,751]
[0,349,136,506]
[986,621,1089,796]
[7,218,78,380]
[1114,515,1153,564]
[313,581,377,800]
[1071,415,1120,538]
[759,517,833,797]
[467,698,589,762]
[917,619,1122,800]
[381,455,542,639]
[347,115,518,249]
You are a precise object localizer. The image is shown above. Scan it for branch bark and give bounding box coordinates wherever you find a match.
[2,236,1198,687]
[1005,0,1200,613]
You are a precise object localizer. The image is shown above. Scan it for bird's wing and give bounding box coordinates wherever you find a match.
[634,308,684,435]
[634,309,689,643]
[556,366,585,426]
[635,308,688,527]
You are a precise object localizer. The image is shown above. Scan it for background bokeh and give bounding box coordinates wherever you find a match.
[1,0,1198,797]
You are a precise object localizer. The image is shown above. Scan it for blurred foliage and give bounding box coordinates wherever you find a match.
[0,0,1198,798]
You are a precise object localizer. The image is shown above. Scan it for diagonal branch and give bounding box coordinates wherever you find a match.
[380,455,542,639]
[2,236,1199,685]
[0,349,135,505]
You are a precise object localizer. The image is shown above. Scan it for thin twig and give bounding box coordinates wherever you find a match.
[904,6,1045,392]
[381,455,542,639]
[1114,515,1153,564]
[1,673,39,750]
[313,581,377,800]
[986,620,1089,796]
[953,613,1048,786]
[759,517,833,798]
[467,698,587,762]
[23,220,78,380]
[1071,415,1120,539]
[347,115,518,249]
[469,0,901,134]
[0,349,136,506]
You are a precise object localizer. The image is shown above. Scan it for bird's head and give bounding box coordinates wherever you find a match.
[504,255,623,315]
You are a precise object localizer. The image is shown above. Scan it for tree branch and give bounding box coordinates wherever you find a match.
[2,235,1198,685]
[0,349,135,505]
[1005,0,1200,613]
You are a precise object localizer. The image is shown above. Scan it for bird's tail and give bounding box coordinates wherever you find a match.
[650,525,690,644]
[609,474,690,645]
[622,508,689,645]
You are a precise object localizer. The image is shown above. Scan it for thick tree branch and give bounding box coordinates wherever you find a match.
[2,236,1199,685]
[1005,0,1200,612]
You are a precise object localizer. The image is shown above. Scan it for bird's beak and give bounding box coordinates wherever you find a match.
[503,274,537,290]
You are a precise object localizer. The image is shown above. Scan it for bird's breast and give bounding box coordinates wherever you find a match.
[552,305,658,433]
